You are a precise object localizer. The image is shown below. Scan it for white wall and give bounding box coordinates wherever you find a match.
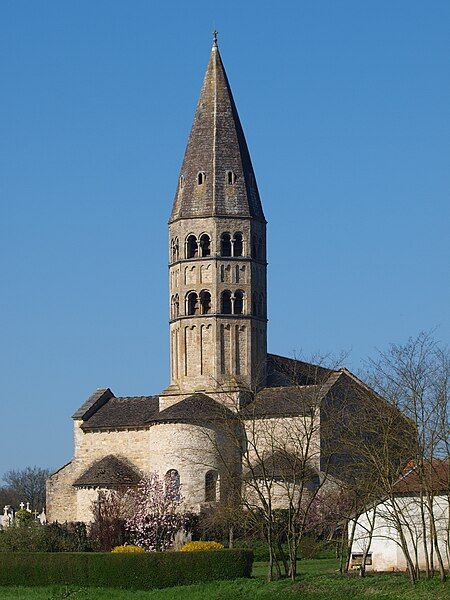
[351,494,449,572]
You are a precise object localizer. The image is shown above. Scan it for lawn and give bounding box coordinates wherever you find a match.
[1,558,448,600]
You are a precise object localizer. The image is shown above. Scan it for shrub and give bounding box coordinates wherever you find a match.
[181,541,224,552]
[233,539,270,561]
[111,545,145,553]
[298,537,321,559]
[14,509,33,525]
[90,491,128,551]
[126,473,188,551]
[0,521,95,552]
[0,550,253,589]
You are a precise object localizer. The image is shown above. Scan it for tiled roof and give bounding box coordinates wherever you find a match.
[247,451,319,481]
[242,372,343,418]
[266,354,335,387]
[72,388,114,420]
[79,392,235,430]
[155,393,237,424]
[241,385,325,418]
[170,43,264,223]
[81,395,159,431]
[73,455,141,487]
[394,461,449,494]
[74,356,360,429]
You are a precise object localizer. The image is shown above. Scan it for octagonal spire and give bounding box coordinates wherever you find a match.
[170,41,265,223]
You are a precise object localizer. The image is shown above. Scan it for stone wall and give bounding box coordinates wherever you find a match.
[47,416,243,522]
[168,216,267,395]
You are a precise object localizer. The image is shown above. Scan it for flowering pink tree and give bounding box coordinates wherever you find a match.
[126,472,187,551]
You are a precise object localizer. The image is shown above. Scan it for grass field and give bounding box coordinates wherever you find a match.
[0,558,448,600]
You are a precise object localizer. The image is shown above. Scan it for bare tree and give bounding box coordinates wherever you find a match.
[3,466,50,511]
[348,333,449,584]
[188,352,377,582]
[0,486,20,509]
[369,332,449,582]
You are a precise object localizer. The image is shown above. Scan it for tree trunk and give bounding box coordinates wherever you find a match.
[430,511,447,582]
[419,491,431,578]
[228,525,234,549]
[345,518,357,573]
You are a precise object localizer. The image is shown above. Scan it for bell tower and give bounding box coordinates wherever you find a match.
[167,35,267,397]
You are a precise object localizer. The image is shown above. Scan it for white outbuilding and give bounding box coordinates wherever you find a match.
[350,461,449,572]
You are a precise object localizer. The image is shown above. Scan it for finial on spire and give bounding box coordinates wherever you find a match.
[212,30,218,48]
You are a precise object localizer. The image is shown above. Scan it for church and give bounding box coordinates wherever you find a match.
[47,38,386,523]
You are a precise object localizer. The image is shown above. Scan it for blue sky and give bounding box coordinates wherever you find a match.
[1,1,449,478]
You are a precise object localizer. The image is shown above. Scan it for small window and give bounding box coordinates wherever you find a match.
[179,175,184,189]
[351,553,372,566]
[221,291,232,315]
[205,470,218,502]
[187,292,199,316]
[233,233,243,257]
[199,234,211,257]
[197,171,206,185]
[171,238,179,262]
[171,294,179,319]
[165,469,181,497]
[186,235,198,259]
[220,233,232,257]
[227,171,236,185]
[234,290,244,315]
[200,290,212,315]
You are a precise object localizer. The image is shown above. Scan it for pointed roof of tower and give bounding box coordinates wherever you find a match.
[170,36,265,223]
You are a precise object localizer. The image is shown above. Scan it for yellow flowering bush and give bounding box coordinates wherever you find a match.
[180,541,224,552]
[111,545,145,553]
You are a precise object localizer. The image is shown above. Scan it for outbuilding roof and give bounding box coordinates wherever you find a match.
[394,460,449,494]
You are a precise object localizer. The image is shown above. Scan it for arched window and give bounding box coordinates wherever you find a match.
[165,469,180,497]
[187,292,199,316]
[220,233,232,257]
[233,232,243,257]
[171,237,179,262]
[221,290,232,315]
[199,234,211,257]
[200,290,212,315]
[227,170,236,185]
[234,290,244,315]
[171,294,179,319]
[186,235,198,259]
[205,470,218,502]
[197,171,205,185]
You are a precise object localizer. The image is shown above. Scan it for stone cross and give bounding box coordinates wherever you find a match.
[19,502,25,510]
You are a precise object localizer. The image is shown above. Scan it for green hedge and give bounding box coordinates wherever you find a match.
[0,550,253,590]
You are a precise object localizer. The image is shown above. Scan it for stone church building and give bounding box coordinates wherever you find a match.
[47,39,385,523]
